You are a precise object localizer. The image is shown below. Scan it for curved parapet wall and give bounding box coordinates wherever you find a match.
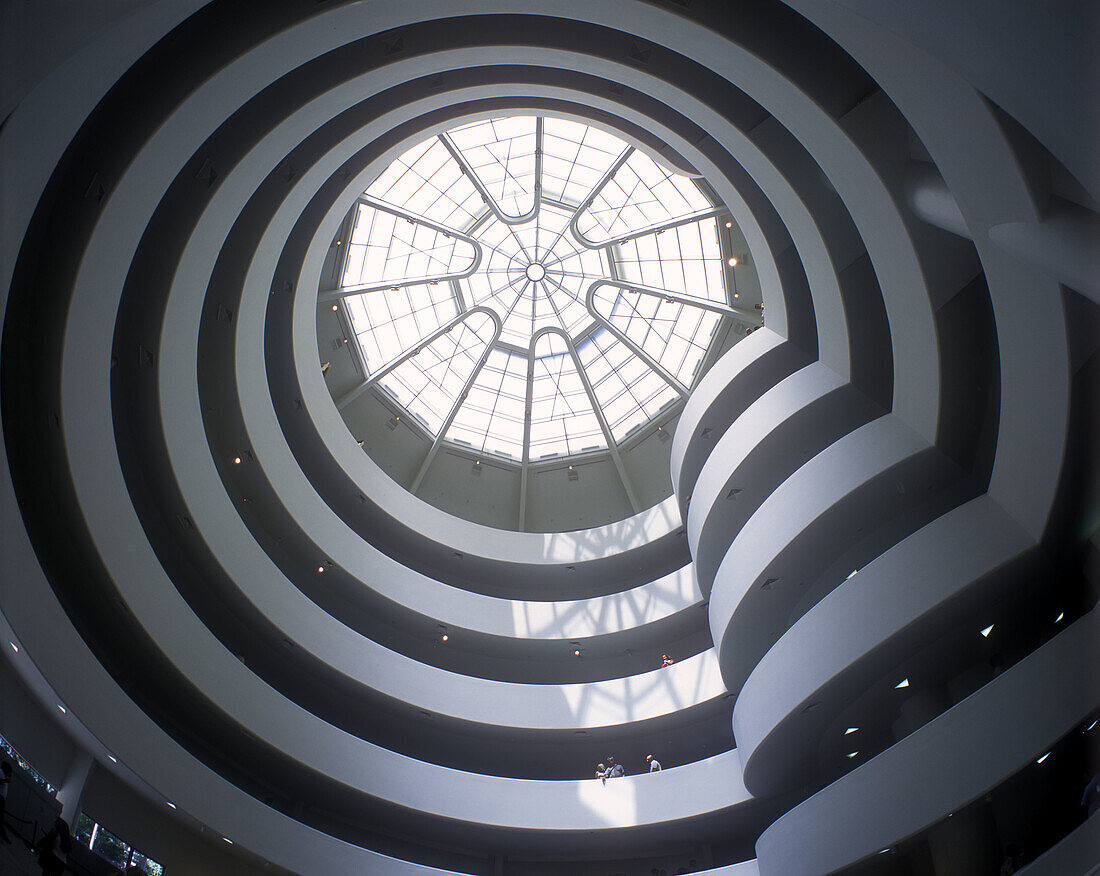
[1,1,1095,876]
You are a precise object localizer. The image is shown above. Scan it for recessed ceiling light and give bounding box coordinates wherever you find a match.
[166,801,176,809]
[107,755,117,764]
[980,624,994,638]
[9,642,17,652]
[1036,752,1050,764]
[57,704,66,714]
[222,836,233,844]
[1055,611,1064,623]
[845,751,859,759]
[331,304,338,311]
[727,257,738,267]
[233,456,241,464]
[894,678,909,689]
[574,650,581,656]
[441,634,448,642]
[1087,720,1098,732]
[724,221,732,228]
[844,727,858,735]
[317,566,325,573]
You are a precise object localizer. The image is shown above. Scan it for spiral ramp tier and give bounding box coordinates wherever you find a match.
[1,2,1097,875]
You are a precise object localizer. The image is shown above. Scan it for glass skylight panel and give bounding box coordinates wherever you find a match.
[366,137,483,230]
[577,331,679,440]
[574,149,712,245]
[446,348,528,458]
[540,118,628,206]
[378,310,497,434]
[341,203,478,291]
[447,117,538,219]
[528,334,606,458]
[340,114,735,470]
[345,282,459,377]
[592,286,721,386]
[615,219,725,301]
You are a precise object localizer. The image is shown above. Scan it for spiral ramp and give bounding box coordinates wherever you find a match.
[1,2,1097,875]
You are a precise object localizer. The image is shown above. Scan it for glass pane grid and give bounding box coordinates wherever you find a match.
[615,219,725,301]
[577,150,711,243]
[366,138,483,229]
[341,115,734,470]
[342,204,477,289]
[595,286,721,386]
[449,117,538,217]
[381,312,496,432]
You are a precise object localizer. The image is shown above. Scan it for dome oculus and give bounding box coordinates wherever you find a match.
[336,116,738,461]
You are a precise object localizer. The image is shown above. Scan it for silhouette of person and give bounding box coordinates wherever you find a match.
[0,761,11,843]
[36,816,71,876]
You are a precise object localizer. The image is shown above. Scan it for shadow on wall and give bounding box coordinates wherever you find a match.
[511,565,699,638]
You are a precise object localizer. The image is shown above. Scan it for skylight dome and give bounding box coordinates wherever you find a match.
[335,116,747,463]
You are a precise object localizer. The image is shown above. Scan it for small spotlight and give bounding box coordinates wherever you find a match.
[166,801,176,809]
[844,727,858,735]
[331,304,338,311]
[980,624,994,638]
[441,634,448,642]
[9,642,17,652]
[574,650,581,656]
[57,704,67,714]
[845,751,859,759]
[1055,611,1065,623]
[1036,752,1051,765]
[1086,720,1097,732]
[317,566,325,574]
[724,221,732,229]
[727,257,738,267]
[233,457,241,465]
[733,292,739,298]
[222,837,233,844]
[894,678,909,689]
[107,755,117,764]
[878,848,891,855]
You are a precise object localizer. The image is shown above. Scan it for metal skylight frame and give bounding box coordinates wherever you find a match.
[330,115,744,503]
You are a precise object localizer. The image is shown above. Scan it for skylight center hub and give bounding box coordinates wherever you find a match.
[525,263,547,283]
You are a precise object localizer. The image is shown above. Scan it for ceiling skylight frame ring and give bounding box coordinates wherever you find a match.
[339,114,744,478]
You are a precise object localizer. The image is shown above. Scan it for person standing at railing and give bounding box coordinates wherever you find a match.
[0,761,11,843]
